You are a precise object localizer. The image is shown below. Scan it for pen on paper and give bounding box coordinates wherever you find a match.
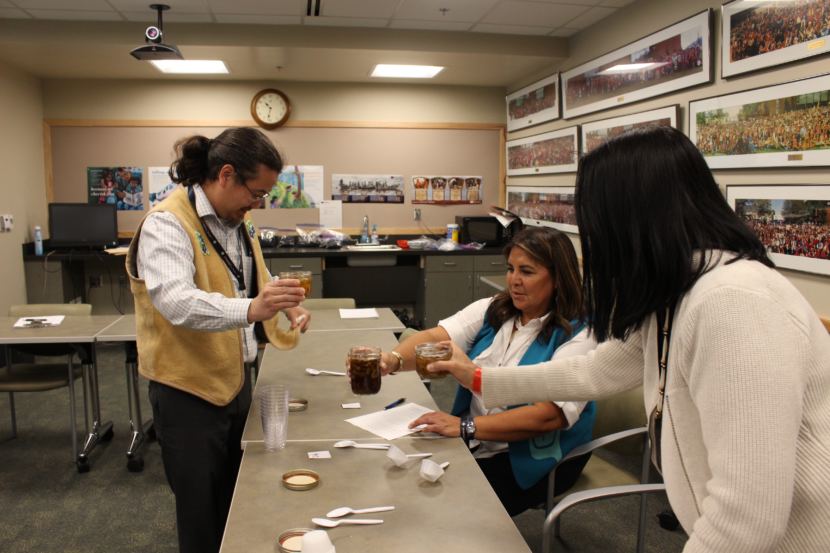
[384,398,405,410]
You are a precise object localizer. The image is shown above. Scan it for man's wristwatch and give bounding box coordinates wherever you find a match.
[460,415,477,445]
[389,350,404,374]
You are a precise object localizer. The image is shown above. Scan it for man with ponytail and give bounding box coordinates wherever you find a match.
[126,127,309,553]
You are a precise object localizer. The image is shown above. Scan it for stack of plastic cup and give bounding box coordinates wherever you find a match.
[257,383,289,450]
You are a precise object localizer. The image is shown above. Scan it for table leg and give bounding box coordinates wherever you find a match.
[76,343,114,473]
[124,341,153,472]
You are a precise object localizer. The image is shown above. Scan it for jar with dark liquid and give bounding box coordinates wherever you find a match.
[348,346,382,394]
[414,342,452,379]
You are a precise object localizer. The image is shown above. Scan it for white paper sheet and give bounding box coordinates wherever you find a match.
[339,308,379,319]
[13,315,65,328]
[319,199,342,229]
[345,403,433,440]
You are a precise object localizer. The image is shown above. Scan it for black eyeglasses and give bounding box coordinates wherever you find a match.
[241,181,270,200]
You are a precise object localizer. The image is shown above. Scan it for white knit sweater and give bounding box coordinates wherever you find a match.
[481,255,830,553]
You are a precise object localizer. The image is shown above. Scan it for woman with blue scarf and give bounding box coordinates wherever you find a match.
[382,227,597,516]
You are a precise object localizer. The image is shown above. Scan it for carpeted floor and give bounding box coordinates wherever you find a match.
[0,344,687,553]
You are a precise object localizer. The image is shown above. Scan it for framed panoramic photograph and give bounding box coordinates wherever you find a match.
[506,126,579,176]
[580,104,679,155]
[506,74,560,132]
[689,73,830,169]
[506,186,578,234]
[722,0,830,78]
[561,10,711,119]
[726,184,830,276]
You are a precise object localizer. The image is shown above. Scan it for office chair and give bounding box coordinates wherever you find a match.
[1,304,93,464]
[542,385,666,553]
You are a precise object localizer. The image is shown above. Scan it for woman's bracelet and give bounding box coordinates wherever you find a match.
[389,350,404,373]
[472,366,483,394]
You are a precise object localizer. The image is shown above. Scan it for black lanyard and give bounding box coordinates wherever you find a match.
[188,187,252,292]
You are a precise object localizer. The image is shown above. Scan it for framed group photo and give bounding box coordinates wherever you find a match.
[580,104,679,156]
[561,9,711,119]
[506,74,560,132]
[506,186,578,234]
[689,73,830,169]
[726,184,830,276]
[506,126,579,176]
[722,0,830,78]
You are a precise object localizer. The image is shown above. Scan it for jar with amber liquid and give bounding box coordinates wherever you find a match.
[414,342,452,379]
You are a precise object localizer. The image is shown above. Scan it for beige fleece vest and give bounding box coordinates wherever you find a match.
[125,187,297,406]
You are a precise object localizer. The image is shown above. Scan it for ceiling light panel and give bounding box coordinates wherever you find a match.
[371,64,444,78]
[151,60,229,74]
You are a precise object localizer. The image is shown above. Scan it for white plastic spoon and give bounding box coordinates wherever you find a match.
[305,368,346,376]
[326,505,395,518]
[312,518,384,528]
[333,440,390,450]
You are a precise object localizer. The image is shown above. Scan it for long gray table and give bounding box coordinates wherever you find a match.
[220,439,531,553]
[0,314,121,472]
[302,307,405,332]
[242,330,437,446]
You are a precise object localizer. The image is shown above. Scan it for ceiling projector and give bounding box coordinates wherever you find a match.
[130,3,182,60]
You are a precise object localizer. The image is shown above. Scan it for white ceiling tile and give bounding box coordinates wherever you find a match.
[482,1,587,27]
[10,0,111,8]
[472,22,553,36]
[530,0,600,4]
[388,18,473,32]
[395,0,499,22]
[108,0,210,13]
[0,0,14,7]
[214,13,302,24]
[548,27,579,37]
[207,0,304,16]
[0,7,30,17]
[304,16,389,28]
[121,10,213,22]
[321,0,398,19]
[26,9,123,20]
[564,5,614,29]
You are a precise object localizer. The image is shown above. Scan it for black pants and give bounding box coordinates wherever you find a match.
[148,374,252,553]
[476,450,591,516]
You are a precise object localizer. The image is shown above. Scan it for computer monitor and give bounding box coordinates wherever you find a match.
[48,203,118,249]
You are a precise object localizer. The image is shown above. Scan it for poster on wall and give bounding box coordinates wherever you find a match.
[331,174,405,203]
[268,165,324,209]
[580,105,679,156]
[726,184,830,276]
[412,176,483,204]
[561,10,711,119]
[148,166,178,208]
[506,127,579,176]
[688,73,830,169]
[722,0,830,78]
[87,166,144,211]
[506,185,578,234]
[506,73,560,132]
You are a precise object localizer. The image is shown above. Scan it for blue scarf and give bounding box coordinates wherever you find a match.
[451,318,595,490]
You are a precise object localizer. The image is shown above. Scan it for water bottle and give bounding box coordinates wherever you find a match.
[371,224,379,244]
[33,225,44,256]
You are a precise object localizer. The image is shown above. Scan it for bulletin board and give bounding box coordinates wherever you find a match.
[47,123,504,235]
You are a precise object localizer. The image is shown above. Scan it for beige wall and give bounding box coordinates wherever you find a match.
[0,60,45,314]
[42,79,505,234]
[506,0,830,318]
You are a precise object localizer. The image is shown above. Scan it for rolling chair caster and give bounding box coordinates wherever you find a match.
[657,509,680,531]
[127,455,145,473]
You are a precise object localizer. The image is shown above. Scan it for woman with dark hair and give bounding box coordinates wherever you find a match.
[383,227,597,516]
[433,127,830,551]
